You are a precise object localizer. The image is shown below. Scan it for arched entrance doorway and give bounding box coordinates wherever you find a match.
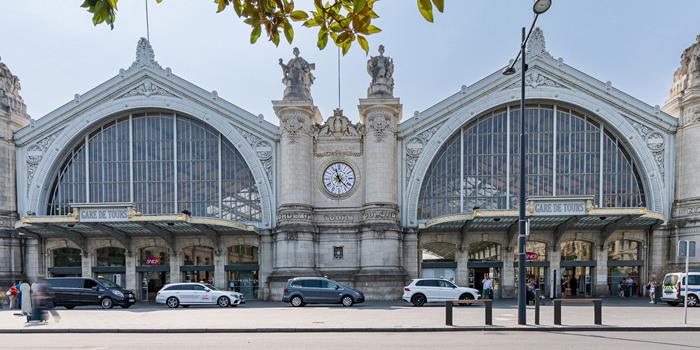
[49,247,82,277]
[468,241,502,298]
[226,244,259,300]
[561,240,595,297]
[93,247,126,288]
[420,242,457,281]
[608,239,642,297]
[514,241,549,297]
[182,246,214,284]
[137,246,170,301]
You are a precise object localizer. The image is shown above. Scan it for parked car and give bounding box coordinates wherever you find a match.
[282,277,365,307]
[46,277,135,309]
[661,272,700,307]
[402,278,480,307]
[155,283,244,308]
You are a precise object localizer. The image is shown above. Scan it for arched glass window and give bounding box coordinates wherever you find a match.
[560,240,593,261]
[52,247,81,267]
[183,246,214,266]
[47,111,261,222]
[95,247,125,267]
[140,246,170,266]
[227,245,259,264]
[417,104,645,219]
[515,241,548,262]
[468,242,501,261]
[421,242,457,262]
[608,239,641,261]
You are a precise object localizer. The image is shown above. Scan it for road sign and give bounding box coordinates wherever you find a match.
[677,240,696,257]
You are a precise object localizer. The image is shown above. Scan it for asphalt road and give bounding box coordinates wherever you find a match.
[0,332,698,349]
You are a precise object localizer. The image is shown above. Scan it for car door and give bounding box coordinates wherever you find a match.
[80,279,102,305]
[439,280,460,300]
[415,279,440,302]
[301,279,323,302]
[190,284,211,304]
[320,280,342,303]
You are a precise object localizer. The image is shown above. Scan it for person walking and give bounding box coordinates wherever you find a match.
[647,278,657,304]
[482,276,494,300]
[7,284,18,309]
[28,279,60,324]
[625,275,635,297]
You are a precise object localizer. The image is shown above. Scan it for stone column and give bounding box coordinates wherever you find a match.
[549,249,561,298]
[125,252,136,292]
[501,248,515,298]
[259,231,273,300]
[169,252,180,283]
[402,230,419,280]
[214,251,226,290]
[24,238,39,281]
[81,252,91,278]
[455,249,469,287]
[595,245,609,296]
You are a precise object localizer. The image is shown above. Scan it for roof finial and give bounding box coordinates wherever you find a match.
[129,37,161,70]
[526,27,552,59]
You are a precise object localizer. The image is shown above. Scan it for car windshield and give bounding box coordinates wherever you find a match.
[97,278,119,289]
[204,284,218,291]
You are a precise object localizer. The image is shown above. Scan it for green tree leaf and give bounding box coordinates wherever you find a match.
[357,34,369,54]
[290,10,308,21]
[417,0,433,22]
[250,25,262,43]
[431,0,444,13]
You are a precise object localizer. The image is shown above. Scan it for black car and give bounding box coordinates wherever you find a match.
[46,277,136,309]
[282,277,365,307]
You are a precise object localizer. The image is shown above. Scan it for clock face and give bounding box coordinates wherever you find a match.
[323,162,355,196]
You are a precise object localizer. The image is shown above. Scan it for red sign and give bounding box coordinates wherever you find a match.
[145,256,161,265]
[526,252,540,261]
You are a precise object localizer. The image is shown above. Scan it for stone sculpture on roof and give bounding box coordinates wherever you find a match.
[366,45,394,98]
[279,47,315,101]
[0,56,28,117]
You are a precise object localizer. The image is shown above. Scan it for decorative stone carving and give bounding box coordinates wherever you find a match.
[669,35,700,103]
[317,108,359,137]
[0,57,28,117]
[116,79,177,99]
[405,121,445,180]
[234,126,273,182]
[367,45,395,97]
[279,47,315,101]
[503,72,567,90]
[627,117,665,180]
[128,38,162,71]
[526,27,553,59]
[26,131,61,192]
[366,112,394,142]
[280,112,309,144]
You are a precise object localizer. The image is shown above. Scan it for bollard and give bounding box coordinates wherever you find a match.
[554,299,562,325]
[485,300,493,325]
[593,299,602,325]
[446,301,453,326]
[535,290,540,325]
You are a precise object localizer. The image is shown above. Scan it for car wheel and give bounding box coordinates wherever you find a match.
[687,295,699,307]
[667,301,679,307]
[166,297,180,308]
[290,295,304,307]
[411,294,426,307]
[64,305,75,310]
[217,296,230,308]
[459,293,475,306]
[341,295,354,307]
[101,297,113,309]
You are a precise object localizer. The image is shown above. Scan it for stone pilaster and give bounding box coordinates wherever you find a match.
[595,245,609,296]
[501,248,515,298]
[258,231,273,300]
[125,251,136,292]
[402,229,419,280]
[81,252,91,278]
[549,249,561,298]
[455,249,469,287]
[214,251,226,290]
[169,252,181,283]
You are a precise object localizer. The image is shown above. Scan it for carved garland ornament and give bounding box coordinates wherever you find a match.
[26,131,61,193]
[116,79,177,99]
[281,112,308,144]
[627,118,665,180]
[367,112,394,142]
[503,72,568,91]
[234,126,273,183]
[405,121,445,180]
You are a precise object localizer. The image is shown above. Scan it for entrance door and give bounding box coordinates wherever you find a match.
[469,267,501,299]
[525,266,548,296]
[563,266,593,297]
[140,271,169,302]
[227,270,259,300]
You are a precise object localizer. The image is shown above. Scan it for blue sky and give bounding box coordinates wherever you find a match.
[1,1,698,124]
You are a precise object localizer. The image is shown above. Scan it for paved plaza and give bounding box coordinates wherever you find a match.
[0,298,698,332]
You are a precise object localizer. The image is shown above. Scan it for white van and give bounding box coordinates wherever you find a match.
[661,272,700,307]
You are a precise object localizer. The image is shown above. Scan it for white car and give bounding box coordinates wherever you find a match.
[402,278,480,307]
[155,283,244,308]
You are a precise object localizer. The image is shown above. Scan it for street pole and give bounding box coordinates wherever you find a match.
[684,240,689,325]
[517,26,527,326]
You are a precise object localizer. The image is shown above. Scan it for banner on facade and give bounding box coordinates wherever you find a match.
[71,203,133,222]
[526,197,591,217]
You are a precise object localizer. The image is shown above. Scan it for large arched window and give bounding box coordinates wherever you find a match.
[47,111,261,222]
[418,104,645,219]
[52,247,82,267]
[95,247,126,267]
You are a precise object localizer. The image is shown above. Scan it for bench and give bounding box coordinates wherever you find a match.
[553,298,602,325]
[445,299,493,326]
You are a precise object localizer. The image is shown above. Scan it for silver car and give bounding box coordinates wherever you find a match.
[156,283,243,308]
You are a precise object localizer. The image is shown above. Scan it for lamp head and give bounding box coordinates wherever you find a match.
[533,0,552,15]
[502,67,517,76]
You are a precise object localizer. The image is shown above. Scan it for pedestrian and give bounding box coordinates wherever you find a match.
[15,281,22,310]
[647,278,657,304]
[625,275,634,297]
[28,279,60,324]
[569,274,577,296]
[481,276,494,299]
[7,284,18,309]
[618,280,625,298]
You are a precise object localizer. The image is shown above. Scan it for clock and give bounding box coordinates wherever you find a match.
[322,162,356,196]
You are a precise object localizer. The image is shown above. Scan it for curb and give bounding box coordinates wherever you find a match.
[2,326,700,334]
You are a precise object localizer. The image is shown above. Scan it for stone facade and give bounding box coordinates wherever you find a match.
[2,32,700,300]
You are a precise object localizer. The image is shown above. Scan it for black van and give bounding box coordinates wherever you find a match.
[46,277,136,309]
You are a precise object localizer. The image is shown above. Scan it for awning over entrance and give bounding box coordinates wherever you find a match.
[14,204,258,253]
[419,197,665,236]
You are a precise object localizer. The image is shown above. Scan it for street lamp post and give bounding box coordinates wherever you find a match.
[502,0,552,326]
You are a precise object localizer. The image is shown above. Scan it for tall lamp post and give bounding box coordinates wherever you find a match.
[502,0,552,325]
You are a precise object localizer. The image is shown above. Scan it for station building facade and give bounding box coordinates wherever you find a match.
[1,29,700,300]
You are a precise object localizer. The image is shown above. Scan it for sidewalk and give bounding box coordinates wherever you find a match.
[1,298,698,333]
